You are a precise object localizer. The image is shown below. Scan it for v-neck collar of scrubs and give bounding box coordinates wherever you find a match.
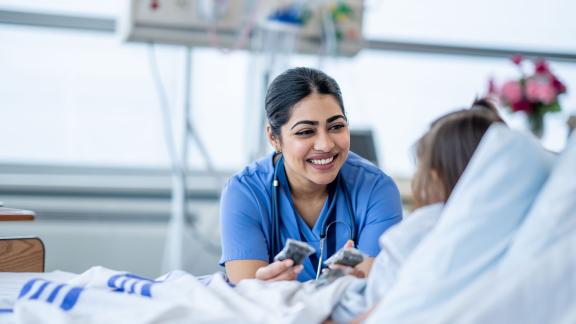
[275,155,338,242]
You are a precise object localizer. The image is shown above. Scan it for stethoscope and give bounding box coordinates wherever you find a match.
[270,154,357,279]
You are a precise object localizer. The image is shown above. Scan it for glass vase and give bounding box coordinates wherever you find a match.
[528,113,544,139]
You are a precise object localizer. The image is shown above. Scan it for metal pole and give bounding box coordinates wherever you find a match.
[166,47,192,271]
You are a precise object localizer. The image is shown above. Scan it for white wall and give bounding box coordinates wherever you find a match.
[2,220,222,278]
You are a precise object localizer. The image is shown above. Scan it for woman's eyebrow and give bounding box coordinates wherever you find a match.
[327,115,346,123]
[291,120,318,130]
[290,115,346,130]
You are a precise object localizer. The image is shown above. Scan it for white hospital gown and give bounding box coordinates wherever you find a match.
[331,203,444,322]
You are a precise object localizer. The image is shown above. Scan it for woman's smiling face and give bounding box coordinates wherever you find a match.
[274,93,350,191]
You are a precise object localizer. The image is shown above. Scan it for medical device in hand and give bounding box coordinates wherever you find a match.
[323,246,365,268]
[314,247,365,288]
[273,239,315,266]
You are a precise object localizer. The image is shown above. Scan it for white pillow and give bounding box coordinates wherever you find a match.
[501,132,576,268]
[430,231,576,324]
[366,125,554,323]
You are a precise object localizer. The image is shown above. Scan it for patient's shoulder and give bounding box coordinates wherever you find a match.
[379,203,444,258]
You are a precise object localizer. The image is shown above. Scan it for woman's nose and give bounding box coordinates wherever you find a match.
[314,131,335,151]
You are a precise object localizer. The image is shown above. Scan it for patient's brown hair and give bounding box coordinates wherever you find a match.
[411,98,505,209]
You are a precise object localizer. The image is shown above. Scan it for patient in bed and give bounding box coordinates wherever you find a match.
[328,98,505,322]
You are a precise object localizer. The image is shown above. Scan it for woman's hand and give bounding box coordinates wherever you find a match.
[327,240,369,278]
[255,259,303,281]
[327,263,366,279]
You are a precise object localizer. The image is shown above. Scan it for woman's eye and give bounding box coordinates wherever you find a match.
[330,124,346,131]
[295,129,314,136]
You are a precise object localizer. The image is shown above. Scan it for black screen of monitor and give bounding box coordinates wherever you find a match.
[350,130,379,166]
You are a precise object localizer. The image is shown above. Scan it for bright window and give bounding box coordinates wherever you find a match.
[364,0,576,53]
[1,1,575,177]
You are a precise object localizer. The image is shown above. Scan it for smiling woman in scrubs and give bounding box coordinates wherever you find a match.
[219,67,402,283]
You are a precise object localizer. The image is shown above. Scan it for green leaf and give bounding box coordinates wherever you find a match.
[547,101,562,113]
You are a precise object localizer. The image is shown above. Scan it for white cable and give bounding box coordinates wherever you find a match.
[186,119,215,172]
[147,44,181,175]
[321,4,338,56]
[147,44,221,265]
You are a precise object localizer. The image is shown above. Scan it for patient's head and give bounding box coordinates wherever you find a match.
[411,98,505,208]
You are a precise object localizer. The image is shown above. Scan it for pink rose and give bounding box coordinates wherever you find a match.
[511,100,533,113]
[500,80,522,105]
[511,55,523,65]
[535,59,549,75]
[492,58,567,115]
[525,78,557,104]
[551,76,567,94]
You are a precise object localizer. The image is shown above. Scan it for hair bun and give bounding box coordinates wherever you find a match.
[471,97,505,123]
[471,97,498,113]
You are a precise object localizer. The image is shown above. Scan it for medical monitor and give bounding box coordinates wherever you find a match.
[350,129,379,166]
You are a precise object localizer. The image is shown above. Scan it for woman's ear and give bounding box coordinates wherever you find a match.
[266,124,281,153]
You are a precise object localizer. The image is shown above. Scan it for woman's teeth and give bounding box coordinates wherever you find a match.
[309,156,334,165]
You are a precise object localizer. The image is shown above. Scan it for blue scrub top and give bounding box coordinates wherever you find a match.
[219,151,403,282]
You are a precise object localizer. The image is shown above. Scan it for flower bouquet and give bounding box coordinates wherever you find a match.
[489,56,567,137]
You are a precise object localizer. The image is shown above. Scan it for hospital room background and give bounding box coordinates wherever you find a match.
[1,0,575,278]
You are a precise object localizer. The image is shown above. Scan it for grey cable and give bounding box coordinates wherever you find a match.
[147,44,220,256]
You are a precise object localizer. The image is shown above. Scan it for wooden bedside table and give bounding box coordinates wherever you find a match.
[0,207,35,222]
[0,207,44,272]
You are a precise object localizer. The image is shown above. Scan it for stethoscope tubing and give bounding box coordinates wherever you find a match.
[270,155,356,278]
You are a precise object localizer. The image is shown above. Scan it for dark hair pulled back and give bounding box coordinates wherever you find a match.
[265,67,345,139]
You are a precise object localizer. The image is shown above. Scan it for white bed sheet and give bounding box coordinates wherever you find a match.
[0,271,76,324]
[7,266,362,324]
[0,271,77,309]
